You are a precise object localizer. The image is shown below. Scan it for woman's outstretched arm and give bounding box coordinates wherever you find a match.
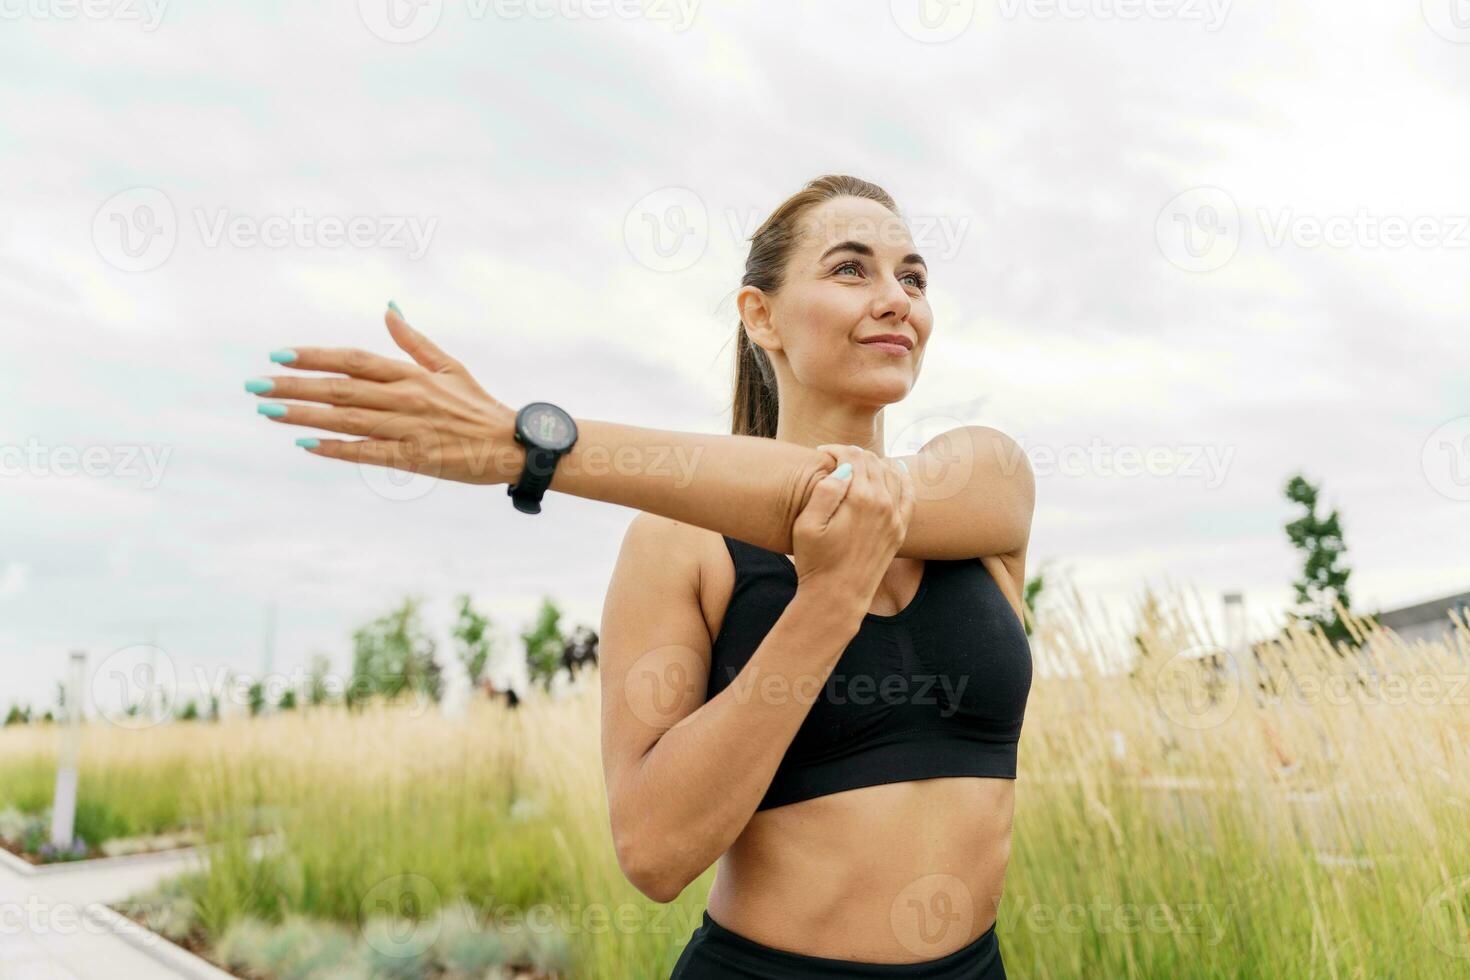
[248,307,1034,560]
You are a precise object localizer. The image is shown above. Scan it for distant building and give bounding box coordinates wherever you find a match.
[1376,590,1470,647]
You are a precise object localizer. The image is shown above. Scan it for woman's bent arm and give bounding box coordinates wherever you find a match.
[599,513,864,902]
[522,418,1033,561]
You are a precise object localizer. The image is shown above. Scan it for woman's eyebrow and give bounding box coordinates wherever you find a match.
[818,240,927,269]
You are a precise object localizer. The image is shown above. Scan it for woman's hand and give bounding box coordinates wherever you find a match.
[245,304,524,485]
[790,445,914,620]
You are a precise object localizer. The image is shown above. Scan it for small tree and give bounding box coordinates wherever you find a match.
[452,594,494,689]
[247,681,266,717]
[521,598,566,691]
[351,596,442,704]
[307,653,332,707]
[1283,473,1360,651]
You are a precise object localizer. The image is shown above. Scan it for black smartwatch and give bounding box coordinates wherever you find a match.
[507,401,578,515]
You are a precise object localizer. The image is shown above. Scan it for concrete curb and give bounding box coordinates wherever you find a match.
[0,841,209,877]
[84,901,240,980]
[0,833,281,877]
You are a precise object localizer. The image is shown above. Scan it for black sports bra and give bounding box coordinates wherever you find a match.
[708,535,1033,811]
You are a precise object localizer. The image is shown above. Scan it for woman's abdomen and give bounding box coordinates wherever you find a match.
[704,775,1016,964]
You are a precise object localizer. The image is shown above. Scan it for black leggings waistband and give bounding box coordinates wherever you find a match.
[667,909,1006,979]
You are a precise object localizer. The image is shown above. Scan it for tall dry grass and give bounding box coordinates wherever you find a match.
[2,583,1468,977]
[1009,584,1470,977]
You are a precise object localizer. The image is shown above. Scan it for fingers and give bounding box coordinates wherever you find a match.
[816,443,913,526]
[272,345,421,383]
[305,437,440,474]
[802,458,855,530]
[258,401,435,441]
[245,374,404,411]
[386,304,462,374]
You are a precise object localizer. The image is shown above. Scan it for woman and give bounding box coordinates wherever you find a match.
[245,174,1034,978]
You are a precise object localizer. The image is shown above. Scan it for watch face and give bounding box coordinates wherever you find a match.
[520,403,576,451]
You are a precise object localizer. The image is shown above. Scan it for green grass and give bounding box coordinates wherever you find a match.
[4,591,1468,978]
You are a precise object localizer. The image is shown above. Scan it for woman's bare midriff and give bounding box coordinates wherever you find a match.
[705,777,1015,962]
[693,528,1023,964]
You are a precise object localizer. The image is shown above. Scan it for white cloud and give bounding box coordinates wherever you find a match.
[0,0,1465,707]
[0,563,30,601]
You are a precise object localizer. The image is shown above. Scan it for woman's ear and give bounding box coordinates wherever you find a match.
[736,285,782,353]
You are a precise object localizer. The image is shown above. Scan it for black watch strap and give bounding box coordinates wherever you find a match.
[507,445,563,515]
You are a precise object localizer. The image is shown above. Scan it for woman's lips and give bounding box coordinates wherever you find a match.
[857,340,911,356]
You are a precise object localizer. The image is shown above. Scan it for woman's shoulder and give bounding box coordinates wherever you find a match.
[617,514,733,640]
[617,513,726,592]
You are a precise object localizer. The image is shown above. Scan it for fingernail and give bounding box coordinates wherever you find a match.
[388,300,403,317]
[832,462,853,480]
[257,403,287,418]
[244,378,274,394]
[269,349,297,364]
[295,438,319,449]
[897,459,909,473]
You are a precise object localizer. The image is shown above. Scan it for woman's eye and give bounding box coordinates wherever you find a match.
[833,260,925,290]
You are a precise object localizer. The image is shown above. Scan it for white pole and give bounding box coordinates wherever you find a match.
[1224,592,1246,655]
[50,650,87,849]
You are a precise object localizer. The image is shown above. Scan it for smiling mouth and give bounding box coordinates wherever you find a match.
[856,337,913,356]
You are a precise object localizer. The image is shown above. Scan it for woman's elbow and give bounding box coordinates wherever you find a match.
[614,830,689,904]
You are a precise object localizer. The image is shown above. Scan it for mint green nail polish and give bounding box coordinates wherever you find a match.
[269,349,297,363]
[296,438,319,449]
[258,403,287,418]
[244,378,273,394]
[897,459,909,473]
[832,462,853,480]
[388,300,403,317]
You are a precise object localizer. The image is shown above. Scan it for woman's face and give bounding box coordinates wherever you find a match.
[744,195,933,407]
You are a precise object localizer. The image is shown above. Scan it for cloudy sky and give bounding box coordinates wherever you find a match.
[2,0,1467,713]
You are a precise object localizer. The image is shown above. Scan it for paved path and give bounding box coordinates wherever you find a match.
[0,848,223,980]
